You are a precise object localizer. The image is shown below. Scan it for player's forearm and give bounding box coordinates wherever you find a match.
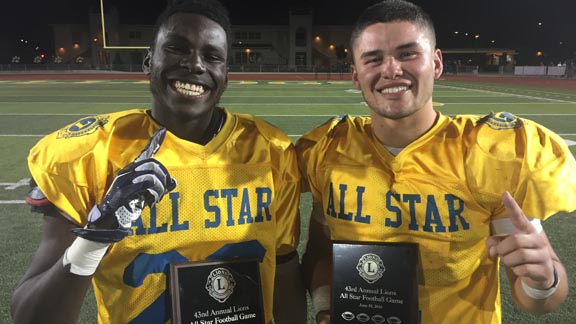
[11,257,92,324]
[303,206,333,320]
[273,251,307,324]
[302,216,332,290]
[302,252,332,292]
[302,250,333,321]
[509,260,569,315]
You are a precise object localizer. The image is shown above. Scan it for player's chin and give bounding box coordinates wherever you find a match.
[374,103,414,120]
[169,99,215,118]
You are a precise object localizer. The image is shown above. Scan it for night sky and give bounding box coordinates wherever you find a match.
[1,0,574,64]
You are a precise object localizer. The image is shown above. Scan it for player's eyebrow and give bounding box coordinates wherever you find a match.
[359,49,382,60]
[359,41,421,60]
[396,41,420,50]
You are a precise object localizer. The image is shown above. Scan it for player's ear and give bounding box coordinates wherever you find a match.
[142,48,152,76]
[433,48,443,79]
[351,63,360,90]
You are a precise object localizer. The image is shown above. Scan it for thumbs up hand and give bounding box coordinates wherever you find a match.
[486,192,556,290]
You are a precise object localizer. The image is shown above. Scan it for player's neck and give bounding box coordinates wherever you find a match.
[372,108,438,148]
[198,107,226,145]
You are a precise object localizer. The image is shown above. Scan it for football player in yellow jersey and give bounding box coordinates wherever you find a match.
[11,0,307,323]
[297,1,575,323]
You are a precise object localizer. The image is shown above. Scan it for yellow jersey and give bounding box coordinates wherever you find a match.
[28,108,301,324]
[296,111,576,324]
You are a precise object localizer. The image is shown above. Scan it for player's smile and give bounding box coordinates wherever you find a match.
[380,85,409,95]
[377,82,413,100]
[172,80,207,98]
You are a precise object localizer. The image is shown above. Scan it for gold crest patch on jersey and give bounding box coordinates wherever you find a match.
[57,115,109,139]
[478,112,522,130]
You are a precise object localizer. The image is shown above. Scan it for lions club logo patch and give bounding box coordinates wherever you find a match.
[57,115,109,139]
[205,268,236,303]
[480,112,522,130]
[356,253,385,284]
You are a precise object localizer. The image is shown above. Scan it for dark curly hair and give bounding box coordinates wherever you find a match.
[151,0,232,48]
[350,0,436,61]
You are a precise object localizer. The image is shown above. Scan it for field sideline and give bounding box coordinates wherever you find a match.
[1,74,575,323]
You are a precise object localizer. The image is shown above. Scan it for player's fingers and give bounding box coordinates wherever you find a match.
[167,177,177,191]
[133,175,166,202]
[502,192,536,234]
[134,160,169,185]
[134,127,167,162]
[486,235,507,258]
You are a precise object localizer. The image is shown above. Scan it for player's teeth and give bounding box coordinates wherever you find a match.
[174,80,205,96]
[381,86,408,94]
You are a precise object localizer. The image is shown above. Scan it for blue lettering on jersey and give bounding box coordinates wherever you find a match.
[327,182,469,233]
[132,188,272,234]
[238,188,253,224]
[204,187,272,228]
[446,193,470,232]
[255,187,272,221]
[385,191,402,228]
[337,183,352,220]
[354,186,370,223]
[326,182,337,217]
[403,194,421,231]
[133,192,188,235]
[148,203,168,234]
[423,195,446,232]
[326,182,371,223]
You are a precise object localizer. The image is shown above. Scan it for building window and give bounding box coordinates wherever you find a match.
[235,51,261,64]
[296,52,306,65]
[235,32,248,40]
[248,52,260,63]
[295,28,307,47]
[129,31,142,40]
[248,32,261,40]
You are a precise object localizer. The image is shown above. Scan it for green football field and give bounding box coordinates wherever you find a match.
[1,77,575,323]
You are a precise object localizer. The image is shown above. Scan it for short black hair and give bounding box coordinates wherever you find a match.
[151,0,232,48]
[350,0,436,59]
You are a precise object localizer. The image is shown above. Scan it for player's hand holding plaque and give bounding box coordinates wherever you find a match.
[170,258,264,324]
[332,241,419,324]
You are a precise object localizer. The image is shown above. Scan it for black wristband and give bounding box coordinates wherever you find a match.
[276,250,298,264]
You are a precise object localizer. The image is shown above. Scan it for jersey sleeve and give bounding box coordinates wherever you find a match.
[295,116,343,202]
[466,112,576,221]
[253,117,302,255]
[516,119,576,220]
[27,131,98,225]
[272,142,302,255]
[27,110,154,224]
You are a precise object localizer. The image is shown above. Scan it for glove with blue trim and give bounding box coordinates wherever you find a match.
[72,128,177,243]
